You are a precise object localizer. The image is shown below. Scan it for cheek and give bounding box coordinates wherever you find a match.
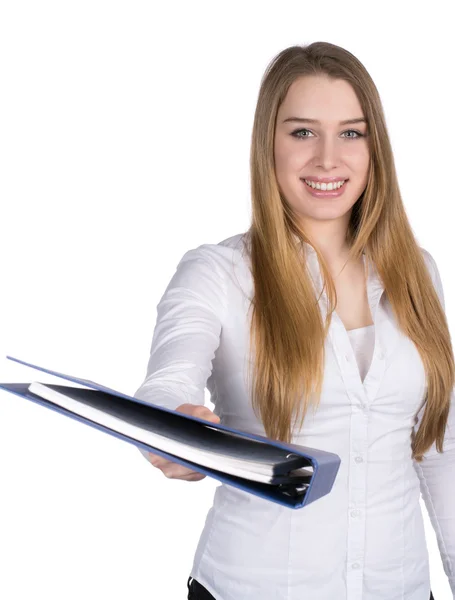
[356,154,370,185]
[274,145,304,178]
[345,145,370,169]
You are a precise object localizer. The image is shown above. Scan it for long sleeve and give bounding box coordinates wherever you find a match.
[413,249,455,595]
[133,244,227,462]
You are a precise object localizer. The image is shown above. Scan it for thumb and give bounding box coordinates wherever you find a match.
[176,404,221,423]
[194,406,221,423]
[205,412,221,423]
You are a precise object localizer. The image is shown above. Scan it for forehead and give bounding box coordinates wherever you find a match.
[278,75,364,119]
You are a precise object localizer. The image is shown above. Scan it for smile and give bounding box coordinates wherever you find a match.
[303,179,347,191]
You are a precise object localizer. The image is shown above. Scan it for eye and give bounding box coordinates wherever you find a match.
[290,128,364,139]
[291,128,313,139]
[342,129,364,139]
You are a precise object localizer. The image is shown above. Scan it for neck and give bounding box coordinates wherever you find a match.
[301,220,352,266]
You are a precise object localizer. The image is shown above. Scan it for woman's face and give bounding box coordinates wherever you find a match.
[274,75,370,229]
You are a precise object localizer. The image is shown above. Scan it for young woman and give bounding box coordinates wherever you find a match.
[135,42,453,600]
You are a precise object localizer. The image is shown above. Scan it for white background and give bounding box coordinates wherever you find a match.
[0,1,453,598]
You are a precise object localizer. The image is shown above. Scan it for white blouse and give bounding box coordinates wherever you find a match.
[134,232,455,600]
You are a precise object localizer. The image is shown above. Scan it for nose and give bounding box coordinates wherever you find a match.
[312,136,341,171]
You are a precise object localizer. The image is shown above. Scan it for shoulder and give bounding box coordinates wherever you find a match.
[163,232,251,315]
[419,246,444,307]
[179,231,251,273]
[420,246,440,280]
[420,247,437,271]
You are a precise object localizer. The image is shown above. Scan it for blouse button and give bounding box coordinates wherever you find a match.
[355,456,364,463]
[352,563,360,569]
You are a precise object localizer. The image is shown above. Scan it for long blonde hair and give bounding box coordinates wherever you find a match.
[246,41,453,462]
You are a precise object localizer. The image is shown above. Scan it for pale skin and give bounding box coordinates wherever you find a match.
[148,74,372,478]
[274,74,373,331]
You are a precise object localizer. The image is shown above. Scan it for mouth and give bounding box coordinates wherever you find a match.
[302,178,348,191]
[300,178,349,198]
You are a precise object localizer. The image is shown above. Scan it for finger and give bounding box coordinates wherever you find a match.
[161,465,202,479]
[193,406,220,422]
[196,412,221,425]
[148,454,201,477]
[147,453,173,469]
[147,452,161,466]
[176,404,220,423]
[179,472,206,481]
[206,414,221,423]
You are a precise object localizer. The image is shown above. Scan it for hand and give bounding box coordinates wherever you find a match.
[146,403,220,481]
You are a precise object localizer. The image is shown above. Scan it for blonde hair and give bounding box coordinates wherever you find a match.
[246,41,454,462]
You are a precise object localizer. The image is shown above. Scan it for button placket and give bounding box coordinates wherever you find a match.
[343,292,384,598]
[345,390,369,600]
[310,252,386,600]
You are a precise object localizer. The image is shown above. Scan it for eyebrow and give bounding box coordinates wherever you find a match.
[282,117,367,125]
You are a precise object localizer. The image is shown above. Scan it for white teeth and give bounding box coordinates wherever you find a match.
[304,179,346,191]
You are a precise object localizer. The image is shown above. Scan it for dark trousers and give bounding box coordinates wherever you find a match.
[187,576,435,599]
[187,576,216,599]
